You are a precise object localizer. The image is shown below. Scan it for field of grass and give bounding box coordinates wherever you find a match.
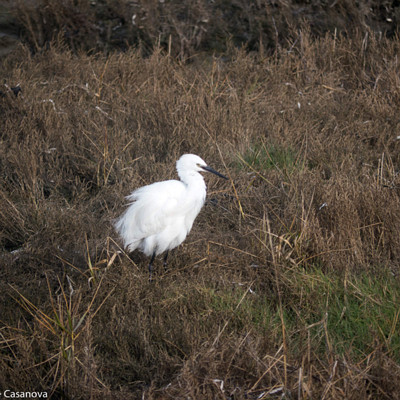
[1,27,400,399]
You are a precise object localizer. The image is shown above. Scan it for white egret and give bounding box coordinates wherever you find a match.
[114,154,228,279]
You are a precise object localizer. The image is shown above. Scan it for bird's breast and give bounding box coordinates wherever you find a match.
[182,187,206,232]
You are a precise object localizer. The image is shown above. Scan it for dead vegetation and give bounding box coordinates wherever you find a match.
[9,0,400,57]
[1,27,400,399]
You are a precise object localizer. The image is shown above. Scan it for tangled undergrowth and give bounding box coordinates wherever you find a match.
[1,29,400,399]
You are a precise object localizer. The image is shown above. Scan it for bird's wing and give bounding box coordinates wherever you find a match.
[125,180,186,238]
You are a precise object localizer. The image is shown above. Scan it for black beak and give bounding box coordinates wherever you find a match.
[201,165,228,180]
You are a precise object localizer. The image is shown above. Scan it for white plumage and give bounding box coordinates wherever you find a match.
[114,154,227,278]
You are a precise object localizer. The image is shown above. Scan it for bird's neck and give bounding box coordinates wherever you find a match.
[185,177,206,208]
[181,173,206,193]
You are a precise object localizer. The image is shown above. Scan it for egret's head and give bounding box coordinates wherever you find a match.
[176,154,228,181]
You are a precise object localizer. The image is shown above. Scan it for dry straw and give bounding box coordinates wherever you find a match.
[1,26,400,399]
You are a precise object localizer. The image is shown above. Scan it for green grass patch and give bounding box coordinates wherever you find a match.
[328,273,400,360]
[283,267,400,361]
[202,286,277,332]
[237,142,300,175]
[199,268,400,362]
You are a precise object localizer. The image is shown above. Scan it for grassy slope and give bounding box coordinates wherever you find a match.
[1,31,400,398]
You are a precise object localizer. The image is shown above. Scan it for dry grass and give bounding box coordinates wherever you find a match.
[1,29,400,399]
[10,0,400,57]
